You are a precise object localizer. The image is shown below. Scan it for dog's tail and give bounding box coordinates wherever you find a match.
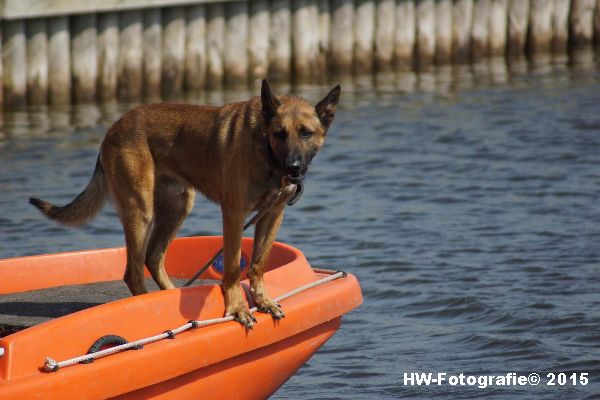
[29,157,108,227]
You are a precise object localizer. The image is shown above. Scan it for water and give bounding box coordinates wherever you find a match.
[1,52,600,399]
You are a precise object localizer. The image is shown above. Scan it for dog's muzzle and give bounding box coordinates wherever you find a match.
[286,160,303,177]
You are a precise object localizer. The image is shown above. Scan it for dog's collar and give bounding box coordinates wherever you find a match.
[284,174,304,185]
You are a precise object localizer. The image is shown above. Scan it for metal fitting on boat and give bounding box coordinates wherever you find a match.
[44,357,59,372]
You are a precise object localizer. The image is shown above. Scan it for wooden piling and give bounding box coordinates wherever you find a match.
[396,69,417,92]
[418,69,436,92]
[48,17,71,105]
[268,0,291,80]
[552,0,570,51]
[436,0,453,63]
[570,0,596,46]
[416,0,436,67]
[26,18,48,105]
[162,7,186,96]
[207,3,225,86]
[375,0,396,69]
[529,0,554,53]
[0,0,598,109]
[248,0,269,80]
[224,1,248,84]
[185,5,207,90]
[471,0,491,59]
[0,28,3,108]
[142,9,161,98]
[594,0,600,44]
[354,0,375,73]
[308,0,320,76]
[452,0,473,62]
[317,0,331,75]
[71,14,97,103]
[3,20,27,107]
[394,0,416,68]
[507,0,529,56]
[570,46,594,69]
[435,63,453,93]
[293,0,320,78]
[330,0,354,73]
[184,4,207,91]
[488,0,508,56]
[506,54,528,73]
[97,13,119,102]
[118,11,143,100]
[489,55,508,83]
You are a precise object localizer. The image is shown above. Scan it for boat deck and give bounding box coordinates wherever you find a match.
[0,278,212,337]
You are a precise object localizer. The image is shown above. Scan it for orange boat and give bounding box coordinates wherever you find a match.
[0,236,362,399]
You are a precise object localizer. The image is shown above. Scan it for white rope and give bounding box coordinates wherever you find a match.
[43,268,346,372]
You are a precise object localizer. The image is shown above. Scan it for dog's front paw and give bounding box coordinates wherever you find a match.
[225,303,257,329]
[254,295,285,320]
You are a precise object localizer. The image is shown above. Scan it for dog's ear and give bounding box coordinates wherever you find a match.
[315,85,341,130]
[261,79,281,123]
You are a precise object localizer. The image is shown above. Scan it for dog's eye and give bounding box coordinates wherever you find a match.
[273,130,287,140]
[300,129,314,139]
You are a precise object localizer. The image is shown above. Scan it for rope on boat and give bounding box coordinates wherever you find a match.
[43,268,346,372]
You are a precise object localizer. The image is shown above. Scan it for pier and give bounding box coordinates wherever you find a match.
[0,0,599,108]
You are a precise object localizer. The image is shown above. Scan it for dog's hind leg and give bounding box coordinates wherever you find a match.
[121,210,153,295]
[114,198,154,295]
[103,152,154,296]
[145,178,195,290]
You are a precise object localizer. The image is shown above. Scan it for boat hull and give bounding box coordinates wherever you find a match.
[118,319,340,400]
[0,237,362,399]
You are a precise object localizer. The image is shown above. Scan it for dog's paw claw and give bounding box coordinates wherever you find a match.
[226,307,255,329]
[256,299,285,320]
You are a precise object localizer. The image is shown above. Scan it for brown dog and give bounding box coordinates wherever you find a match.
[30,80,340,328]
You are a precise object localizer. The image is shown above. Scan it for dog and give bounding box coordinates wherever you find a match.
[30,80,340,329]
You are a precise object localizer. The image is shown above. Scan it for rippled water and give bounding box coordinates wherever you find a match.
[1,52,600,399]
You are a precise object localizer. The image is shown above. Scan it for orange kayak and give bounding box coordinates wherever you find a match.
[0,236,362,399]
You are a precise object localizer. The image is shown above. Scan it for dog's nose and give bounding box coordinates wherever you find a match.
[287,160,302,176]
